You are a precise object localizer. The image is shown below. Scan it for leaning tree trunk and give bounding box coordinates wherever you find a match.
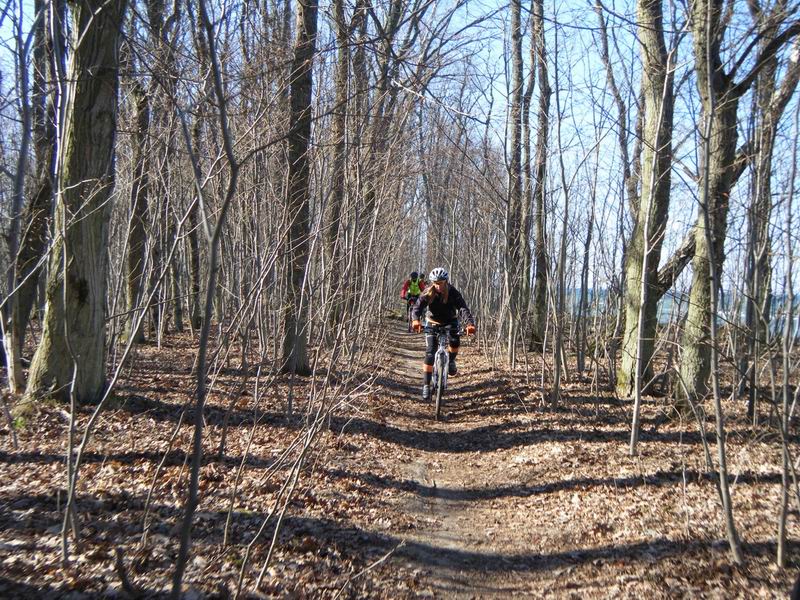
[25,0,128,404]
[616,0,674,399]
[281,0,318,375]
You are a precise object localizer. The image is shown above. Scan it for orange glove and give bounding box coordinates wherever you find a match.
[412,320,422,333]
[465,324,476,336]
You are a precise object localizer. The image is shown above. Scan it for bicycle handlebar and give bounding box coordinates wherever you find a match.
[423,324,465,336]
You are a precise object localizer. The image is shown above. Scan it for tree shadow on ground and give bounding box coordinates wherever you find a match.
[103,382,718,455]
[0,447,281,470]
[276,516,800,591]
[321,466,784,501]
[1,483,796,598]
[3,487,793,575]
[110,394,296,428]
[330,416,708,451]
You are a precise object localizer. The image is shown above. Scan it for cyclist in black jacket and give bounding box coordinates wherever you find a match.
[411,267,476,401]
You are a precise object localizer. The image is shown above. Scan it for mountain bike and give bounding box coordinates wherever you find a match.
[404,295,419,332]
[426,323,460,420]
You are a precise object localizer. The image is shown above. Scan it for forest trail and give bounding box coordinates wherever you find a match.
[326,318,796,598]
[371,321,533,597]
[336,319,588,597]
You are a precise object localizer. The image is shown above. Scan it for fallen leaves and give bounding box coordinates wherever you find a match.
[0,325,796,598]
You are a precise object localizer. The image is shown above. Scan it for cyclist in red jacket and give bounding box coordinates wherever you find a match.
[400,271,425,303]
[411,267,476,401]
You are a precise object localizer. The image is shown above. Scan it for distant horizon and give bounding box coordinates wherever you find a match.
[564,285,800,327]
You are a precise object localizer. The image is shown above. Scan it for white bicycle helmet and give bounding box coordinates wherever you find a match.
[429,267,449,281]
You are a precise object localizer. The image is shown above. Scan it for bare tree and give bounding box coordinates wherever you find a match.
[625,0,676,453]
[529,0,550,352]
[505,0,526,365]
[615,0,675,404]
[676,0,800,565]
[25,0,128,404]
[678,1,800,408]
[4,0,65,392]
[739,0,800,418]
[282,0,319,375]
[123,77,150,344]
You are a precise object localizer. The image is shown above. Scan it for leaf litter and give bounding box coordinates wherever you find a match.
[0,322,797,598]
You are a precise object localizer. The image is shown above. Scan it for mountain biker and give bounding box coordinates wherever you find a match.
[400,271,425,304]
[411,267,476,401]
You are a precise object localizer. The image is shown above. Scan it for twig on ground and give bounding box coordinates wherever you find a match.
[332,541,406,600]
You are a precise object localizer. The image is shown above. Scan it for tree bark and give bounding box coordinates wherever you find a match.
[188,118,204,330]
[616,0,674,399]
[324,0,349,328]
[529,0,549,352]
[5,0,65,391]
[505,0,525,364]
[25,0,128,404]
[679,70,739,409]
[281,0,318,375]
[740,6,800,407]
[124,81,150,344]
[521,3,536,320]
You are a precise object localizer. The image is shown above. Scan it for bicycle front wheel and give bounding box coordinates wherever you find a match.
[434,359,446,420]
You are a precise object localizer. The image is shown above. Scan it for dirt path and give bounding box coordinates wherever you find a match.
[325,318,798,598]
[375,322,536,597]
[334,320,562,597]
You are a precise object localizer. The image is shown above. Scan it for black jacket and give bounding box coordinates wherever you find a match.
[412,284,475,326]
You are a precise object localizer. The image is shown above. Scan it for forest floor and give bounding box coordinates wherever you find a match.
[0,318,799,598]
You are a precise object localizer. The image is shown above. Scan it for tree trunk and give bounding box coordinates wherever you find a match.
[324,0,348,329]
[676,0,797,564]
[146,0,184,334]
[25,0,127,404]
[679,2,800,408]
[124,81,150,344]
[505,0,524,365]
[281,0,318,375]
[3,0,34,390]
[529,0,549,352]
[576,186,596,375]
[521,5,536,321]
[5,0,64,392]
[678,98,739,406]
[740,18,800,409]
[616,0,674,399]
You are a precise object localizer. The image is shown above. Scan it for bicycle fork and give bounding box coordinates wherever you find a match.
[434,339,449,390]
